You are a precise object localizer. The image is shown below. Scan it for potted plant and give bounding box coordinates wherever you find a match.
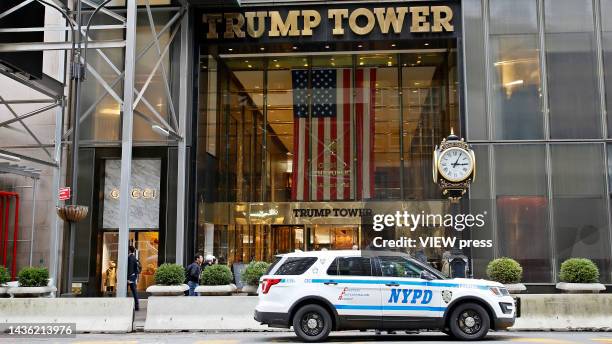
[195,264,236,296]
[486,257,525,293]
[556,258,605,293]
[241,261,270,295]
[0,266,9,296]
[146,263,189,296]
[8,267,56,297]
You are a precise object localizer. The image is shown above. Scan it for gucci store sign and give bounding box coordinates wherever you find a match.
[103,159,161,229]
[108,187,157,200]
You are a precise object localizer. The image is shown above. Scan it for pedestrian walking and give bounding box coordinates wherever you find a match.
[186,253,203,296]
[203,254,216,269]
[127,246,141,310]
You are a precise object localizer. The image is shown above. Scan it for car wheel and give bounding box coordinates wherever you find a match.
[448,302,490,340]
[292,304,332,342]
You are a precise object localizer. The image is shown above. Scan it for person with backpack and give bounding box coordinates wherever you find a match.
[127,245,141,310]
[186,253,203,296]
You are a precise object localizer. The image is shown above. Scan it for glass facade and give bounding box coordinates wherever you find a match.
[196,44,461,268]
[203,51,458,204]
[190,0,612,285]
[69,0,612,291]
[465,0,612,283]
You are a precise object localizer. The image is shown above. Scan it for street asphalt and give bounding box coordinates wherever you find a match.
[2,331,612,344]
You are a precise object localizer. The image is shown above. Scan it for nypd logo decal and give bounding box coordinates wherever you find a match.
[442,290,453,303]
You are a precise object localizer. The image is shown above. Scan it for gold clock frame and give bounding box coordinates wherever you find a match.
[436,147,475,183]
[433,129,476,200]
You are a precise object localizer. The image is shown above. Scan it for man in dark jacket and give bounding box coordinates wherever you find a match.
[127,246,140,310]
[186,254,203,296]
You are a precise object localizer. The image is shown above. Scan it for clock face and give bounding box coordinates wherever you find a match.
[438,147,474,182]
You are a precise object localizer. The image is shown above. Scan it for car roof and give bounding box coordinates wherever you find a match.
[276,250,412,259]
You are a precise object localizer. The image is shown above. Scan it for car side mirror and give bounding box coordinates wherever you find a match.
[420,270,436,281]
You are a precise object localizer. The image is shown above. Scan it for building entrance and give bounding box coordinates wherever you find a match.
[271,225,305,254]
[307,225,360,251]
[270,224,360,254]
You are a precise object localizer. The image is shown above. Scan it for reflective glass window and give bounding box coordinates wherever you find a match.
[494,144,551,282]
[463,0,488,140]
[489,0,543,139]
[551,144,611,283]
[468,144,494,279]
[357,54,401,200]
[402,51,459,199]
[601,0,612,137]
[545,0,602,139]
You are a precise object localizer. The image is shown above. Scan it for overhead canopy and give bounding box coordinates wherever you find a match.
[185,0,240,7]
[0,162,41,179]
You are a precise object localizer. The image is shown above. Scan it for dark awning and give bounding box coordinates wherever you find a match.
[185,0,240,7]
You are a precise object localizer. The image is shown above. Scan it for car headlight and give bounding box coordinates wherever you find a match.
[489,286,508,296]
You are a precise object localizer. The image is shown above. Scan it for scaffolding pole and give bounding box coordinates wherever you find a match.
[116,0,137,298]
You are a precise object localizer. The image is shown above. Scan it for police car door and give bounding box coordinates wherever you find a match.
[320,256,382,329]
[378,256,443,329]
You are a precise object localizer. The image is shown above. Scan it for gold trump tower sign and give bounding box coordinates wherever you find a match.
[202,6,454,40]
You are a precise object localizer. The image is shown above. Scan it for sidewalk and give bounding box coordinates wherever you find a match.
[133,299,148,331]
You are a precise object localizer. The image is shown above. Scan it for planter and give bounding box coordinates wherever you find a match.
[556,282,606,293]
[241,284,258,295]
[7,286,57,298]
[146,284,189,296]
[504,283,527,294]
[56,205,89,222]
[195,284,237,296]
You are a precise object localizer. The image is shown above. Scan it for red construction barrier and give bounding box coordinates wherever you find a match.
[0,192,19,279]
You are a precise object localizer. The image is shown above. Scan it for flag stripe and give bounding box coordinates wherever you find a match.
[330,111,337,200]
[291,110,299,200]
[369,68,376,198]
[347,70,354,200]
[363,69,371,199]
[356,69,364,200]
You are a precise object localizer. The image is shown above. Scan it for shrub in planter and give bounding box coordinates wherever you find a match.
[241,261,270,286]
[18,267,49,287]
[196,264,236,295]
[0,266,9,295]
[557,258,605,293]
[241,261,270,294]
[147,263,188,296]
[154,263,186,285]
[8,266,55,297]
[0,266,9,285]
[486,258,525,293]
[486,258,522,284]
[201,264,233,286]
[559,258,599,283]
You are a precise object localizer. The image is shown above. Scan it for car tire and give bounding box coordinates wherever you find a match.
[448,302,490,340]
[292,304,333,342]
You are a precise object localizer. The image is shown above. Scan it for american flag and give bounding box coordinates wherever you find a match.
[291,68,375,201]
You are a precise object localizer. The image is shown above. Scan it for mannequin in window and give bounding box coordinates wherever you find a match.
[105,260,117,295]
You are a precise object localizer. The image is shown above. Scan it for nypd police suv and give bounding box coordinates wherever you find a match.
[254,250,515,341]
